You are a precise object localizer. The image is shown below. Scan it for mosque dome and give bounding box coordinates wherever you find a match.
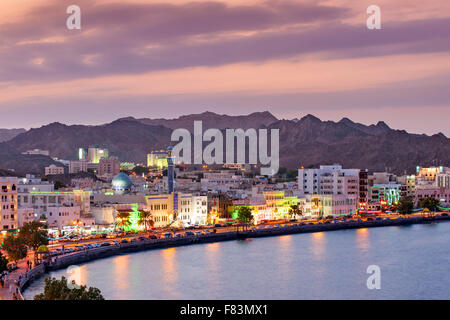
[112,172,133,192]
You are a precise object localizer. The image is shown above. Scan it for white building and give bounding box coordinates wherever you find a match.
[18,189,91,218]
[320,194,358,217]
[45,164,64,175]
[17,174,54,193]
[298,165,360,199]
[47,206,81,230]
[90,205,116,225]
[146,193,208,227]
[0,177,18,230]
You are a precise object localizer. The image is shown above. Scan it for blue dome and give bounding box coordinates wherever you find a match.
[112,172,133,191]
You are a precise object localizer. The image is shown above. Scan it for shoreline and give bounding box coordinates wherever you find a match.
[20,214,450,299]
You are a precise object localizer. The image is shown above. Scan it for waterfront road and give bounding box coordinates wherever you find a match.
[1,212,448,300]
[48,212,444,251]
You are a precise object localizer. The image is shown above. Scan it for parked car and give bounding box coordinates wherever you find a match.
[112,241,120,245]
[174,233,183,238]
[120,239,129,244]
[130,238,137,243]
[100,242,111,247]
[148,235,158,239]
[138,236,147,241]
[163,233,173,239]
[185,231,194,236]
[195,232,203,236]
[441,213,449,217]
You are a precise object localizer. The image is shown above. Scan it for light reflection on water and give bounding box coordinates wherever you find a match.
[24,222,450,300]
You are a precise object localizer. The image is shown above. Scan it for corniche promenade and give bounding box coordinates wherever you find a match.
[12,214,450,300]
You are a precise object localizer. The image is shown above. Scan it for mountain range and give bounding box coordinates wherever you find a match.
[0,111,448,175]
[0,128,26,142]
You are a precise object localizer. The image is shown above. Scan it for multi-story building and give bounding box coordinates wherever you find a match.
[17,189,91,218]
[321,194,358,217]
[298,165,360,200]
[69,160,88,174]
[370,184,402,206]
[45,164,64,175]
[232,189,302,223]
[416,166,449,181]
[17,174,54,193]
[414,187,450,207]
[0,177,18,230]
[78,146,109,164]
[397,175,416,197]
[146,192,208,227]
[98,156,120,177]
[47,206,81,230]
[359,170,369,205]
[368,172,398,185]
[147,150,169,169]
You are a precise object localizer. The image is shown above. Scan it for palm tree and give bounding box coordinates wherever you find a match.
[288,204,303,220]
[116,211,131,231]
[138,210,154,231]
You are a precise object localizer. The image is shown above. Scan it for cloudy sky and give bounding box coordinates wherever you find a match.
[1,0,449,135]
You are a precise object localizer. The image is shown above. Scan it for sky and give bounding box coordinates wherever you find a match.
[0,0,449,136]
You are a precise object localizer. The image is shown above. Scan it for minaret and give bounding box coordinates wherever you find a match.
[167,146,174,194]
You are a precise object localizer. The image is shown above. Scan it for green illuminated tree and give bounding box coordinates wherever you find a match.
[116,211,131,231]
[138,210,154,231]
[34,277,104,300]
[419,197,440,212]
[397,197,414,215]
[237,206,253,224]
[1,235,27,263]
